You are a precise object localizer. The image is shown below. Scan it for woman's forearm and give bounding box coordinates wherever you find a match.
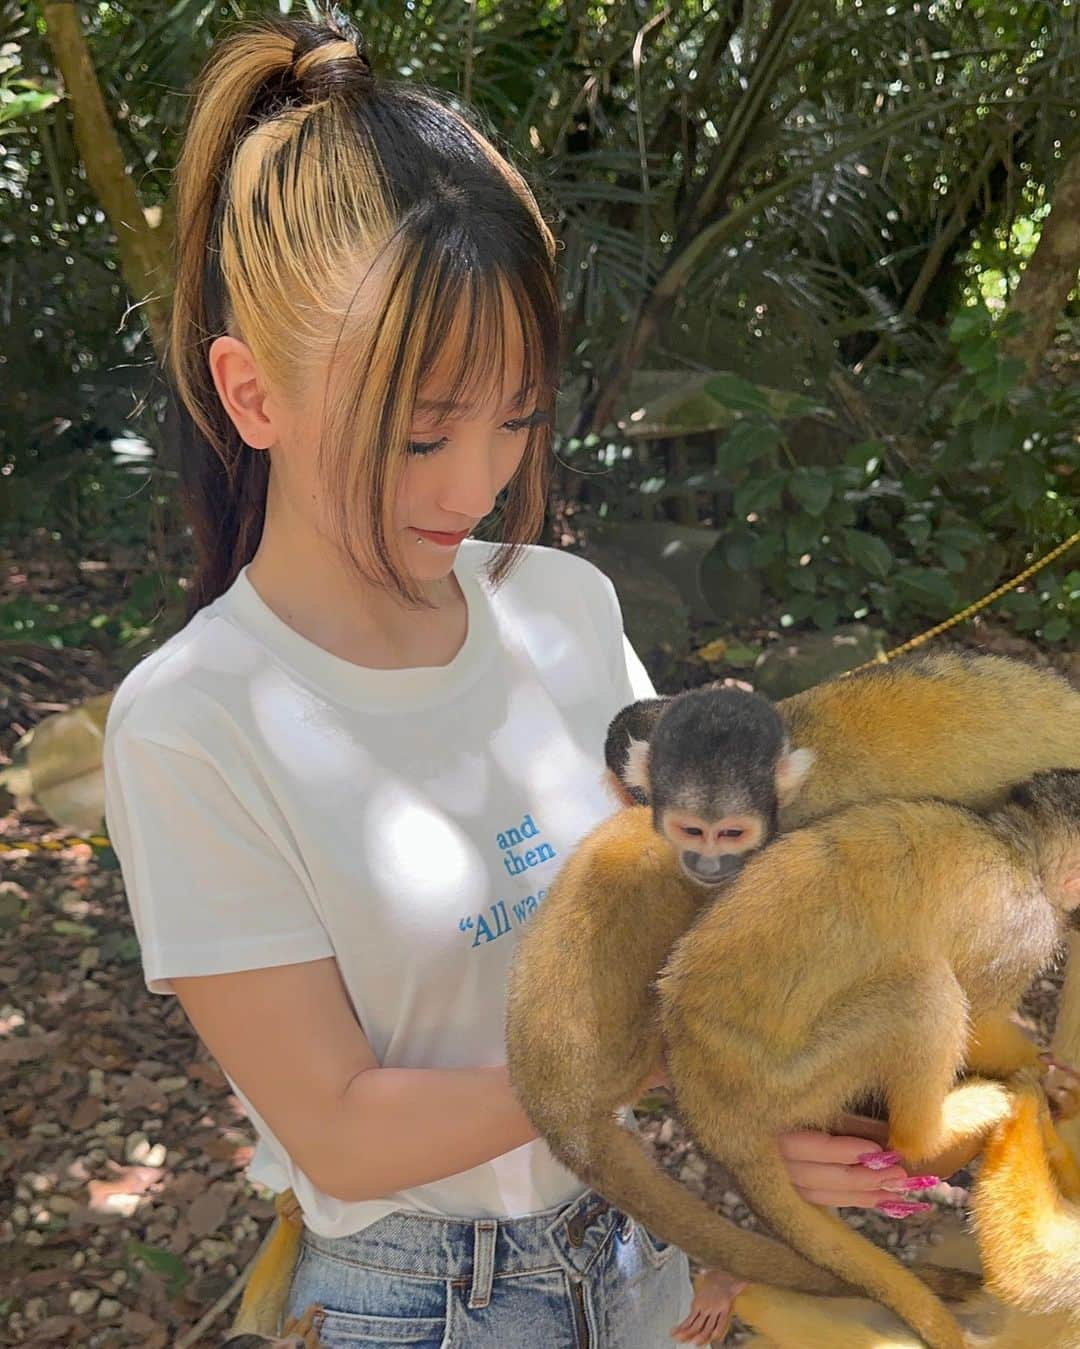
[311,1063,542,1202]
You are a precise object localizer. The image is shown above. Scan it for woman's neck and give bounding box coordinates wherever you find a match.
[244,523,468,672]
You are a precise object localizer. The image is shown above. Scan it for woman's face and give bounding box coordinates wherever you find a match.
[393,361,539,584]
[209,307,540,589]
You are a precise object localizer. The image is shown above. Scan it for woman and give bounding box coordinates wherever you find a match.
[103,11,929,1346]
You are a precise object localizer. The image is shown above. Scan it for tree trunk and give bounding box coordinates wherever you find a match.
[41,2,173,361]
[1004,138,1080,381]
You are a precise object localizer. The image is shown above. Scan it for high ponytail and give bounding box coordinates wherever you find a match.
[166,7,560,621]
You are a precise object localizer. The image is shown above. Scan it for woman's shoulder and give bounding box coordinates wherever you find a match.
[104,601,248,757]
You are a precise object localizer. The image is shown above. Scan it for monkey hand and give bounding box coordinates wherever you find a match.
[1038,1053,1080,1121]
[669,1267,749,1346]
[226,1301,322,1347]
[779,1124,939,1215]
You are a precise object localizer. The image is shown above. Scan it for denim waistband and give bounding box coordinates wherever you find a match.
[299,1189,631,1310]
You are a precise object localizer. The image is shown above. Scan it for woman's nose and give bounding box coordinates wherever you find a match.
[439,444,501,520]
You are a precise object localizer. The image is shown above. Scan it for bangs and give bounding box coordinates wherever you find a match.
[322,226,560,607]
[412,261,552,421]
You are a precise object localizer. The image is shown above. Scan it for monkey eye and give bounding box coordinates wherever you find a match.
[676,824,704,839]
[719,827,744,839]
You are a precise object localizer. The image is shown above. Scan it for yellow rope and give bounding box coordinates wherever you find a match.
[841,526,1079,678]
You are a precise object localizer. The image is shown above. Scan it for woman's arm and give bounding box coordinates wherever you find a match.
[172,957,539,1203]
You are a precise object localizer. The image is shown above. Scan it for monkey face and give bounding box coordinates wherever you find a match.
[662,810,766,888]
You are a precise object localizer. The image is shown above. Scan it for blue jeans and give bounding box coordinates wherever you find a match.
[285,1188,694,1347]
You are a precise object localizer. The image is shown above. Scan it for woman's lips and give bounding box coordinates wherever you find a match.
[413,527,470,546]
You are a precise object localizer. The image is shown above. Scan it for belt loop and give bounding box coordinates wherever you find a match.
[468,1218,497,1308]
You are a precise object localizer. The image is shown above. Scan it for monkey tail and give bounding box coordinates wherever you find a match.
[732,1284,928,1348]
[552,1116,850,1294]
[972,1077,1080,1320]
[230,1188,304,1337]
[722,1145,967,1349]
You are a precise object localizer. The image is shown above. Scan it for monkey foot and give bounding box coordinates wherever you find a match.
[272,1305,324,1348]
[669,1268,748,1345]
[1039,1054,1080,1121]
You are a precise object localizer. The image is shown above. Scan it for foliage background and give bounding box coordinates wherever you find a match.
[1,0,1078,665]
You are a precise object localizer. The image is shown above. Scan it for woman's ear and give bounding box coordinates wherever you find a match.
[208,334,278,451]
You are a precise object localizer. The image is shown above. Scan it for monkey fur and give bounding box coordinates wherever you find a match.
[725,1073,1080,1348]
[507,653,1080,1327]
[652,770,1080,1349]
[606,651,1080,833]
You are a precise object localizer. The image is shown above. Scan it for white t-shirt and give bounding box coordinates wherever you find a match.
[103,539,656,1237]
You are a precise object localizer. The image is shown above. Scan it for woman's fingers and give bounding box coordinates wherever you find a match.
[779,1128,893,1164]
[785,1158,912,1194]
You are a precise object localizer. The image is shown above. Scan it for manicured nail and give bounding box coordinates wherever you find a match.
[881,1175,939,1193]
[857,1150,902,1170]
[877,1200,934,1218]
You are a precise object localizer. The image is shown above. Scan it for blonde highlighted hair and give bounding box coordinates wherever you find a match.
[167,7,561,618]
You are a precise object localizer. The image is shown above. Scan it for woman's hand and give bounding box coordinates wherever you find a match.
[779,1113,938,1215]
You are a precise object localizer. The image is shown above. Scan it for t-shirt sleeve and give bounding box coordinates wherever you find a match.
[597,571,658,706]
[104,726,334,995]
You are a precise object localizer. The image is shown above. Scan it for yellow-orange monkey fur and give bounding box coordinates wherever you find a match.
[655,775,1080,1349]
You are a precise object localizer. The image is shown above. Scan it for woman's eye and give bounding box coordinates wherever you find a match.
[406,409,549,457]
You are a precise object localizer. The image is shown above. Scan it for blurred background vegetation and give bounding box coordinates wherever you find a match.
[1,0,1078,681]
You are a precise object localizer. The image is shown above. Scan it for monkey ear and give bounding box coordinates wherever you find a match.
[603,767,641,810]
[775,746,816,806]
[622,736,651,799]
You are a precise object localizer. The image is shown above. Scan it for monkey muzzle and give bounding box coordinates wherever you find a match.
[679,851,745,887]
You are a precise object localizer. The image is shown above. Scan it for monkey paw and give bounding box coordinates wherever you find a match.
[669,1268,749,1345]
[1038,1053,1080,1121]
[274,1304,324,1348]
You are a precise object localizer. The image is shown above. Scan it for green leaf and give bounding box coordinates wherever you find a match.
[949,307,988,344]
[717,419,782,473]
[957,338,998,373]
[936,545,968,573]
[896,568,959,609]
[845,441,886,474]
[722,643,761,669]
[1042,615,1070,643]
[842,530,892,580]
[788,467,833,516]
[125,1240,190,1296]
[933,524,985,552]
[51,920,96,939]
[1005,455,1046,512]
[734,472,787,519]
[704,374,773,415]
[786,516,822,556]
[969,415,1017,463]
[976,356,1026,403]
[0,88,62,126]
[751,531,784,565]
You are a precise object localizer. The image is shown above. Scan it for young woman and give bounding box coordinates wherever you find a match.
[103,12,932,1347]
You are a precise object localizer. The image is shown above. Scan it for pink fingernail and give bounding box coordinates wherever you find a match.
[857,1150,902,1170]
[881,1174,939,1193]
[877,1200,934,1218]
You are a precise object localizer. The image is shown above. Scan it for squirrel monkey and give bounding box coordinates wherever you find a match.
[506,686,977,1301]
[652,769,1080,1349]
